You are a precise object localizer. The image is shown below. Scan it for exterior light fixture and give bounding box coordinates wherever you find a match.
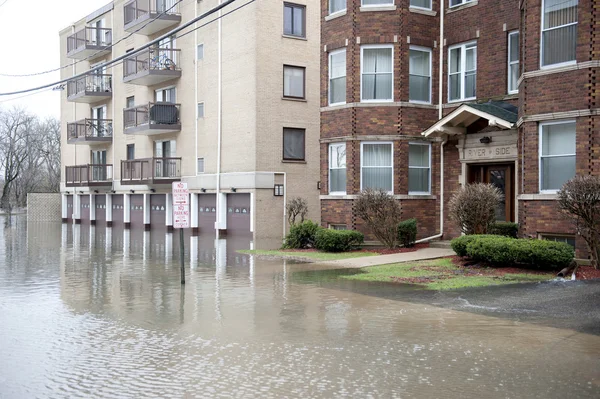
[130,190,135,193]
[93,190,99,193]
[274,184,284,196]
[480,136,492,144]
[201,188,206,193]
[79,191,84,194]
[317,181,321,190]
[110,190,116,193]
[150,188,156,193]
[231,187,237,192]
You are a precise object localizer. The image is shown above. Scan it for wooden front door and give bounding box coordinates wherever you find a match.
[468,163,515,222]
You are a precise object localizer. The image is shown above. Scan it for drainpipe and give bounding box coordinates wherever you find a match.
[215,0,224,234]
[194,0,199,176]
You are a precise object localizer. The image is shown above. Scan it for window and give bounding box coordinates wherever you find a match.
[283,128,305,161]
[329,49,346,105]
[361,0,394,5]
[197,102,204,118]
[283,65,305,99]
[450,0,474,7]
[197,158,204,174]
[329,143,346,194]
[409,47,431,103]
[448,42,477,102]
[329,0,346,14]
[197,44,204,60]
[508,31,520,93]
[541,0,578,67]
[126,144,135,160]
[410,0,431,9]
[329,224,347,230]
[361,45,393,102]
[283,3,305,38]
[361,142,393,192]
[274,184,284,196]
[126,96,135,108]
[539,121,576,192]
[155,87,176,103]
[541,234,576,248]
[409,143,431,194]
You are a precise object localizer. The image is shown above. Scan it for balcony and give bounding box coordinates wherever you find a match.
[65,164,113,187]
[67,74,112,103]
[121,158,181,185]
[123,47,181,85]
[67,119,113,144]
[124,0,181,35]
[123,102,181,135]
[67,27,112,59]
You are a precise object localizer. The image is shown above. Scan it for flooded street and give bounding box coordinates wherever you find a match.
[1,216,599,398]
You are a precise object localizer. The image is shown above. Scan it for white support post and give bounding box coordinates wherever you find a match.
[143,193,151,229]
[215,192,227,232]
[74,194,81,223]
[191,193,199,230]
[124,194,131,227]
[89,194,96,225]
[106,194,113,226]
[61,194,68,221]
[166,193,173,229]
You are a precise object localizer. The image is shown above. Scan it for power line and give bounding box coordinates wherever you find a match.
[0,0,9,10]
[0,0,242,96]
[0,0,185,78]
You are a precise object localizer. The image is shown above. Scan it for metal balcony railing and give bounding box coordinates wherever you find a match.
[67,27,112,53]
[67,74,112,98]
[123,47,181,78]
[67,119,113,142]
[121,157,182,184]
[124,0,181,26]
[65,164,113,187]
[123,102,181,129]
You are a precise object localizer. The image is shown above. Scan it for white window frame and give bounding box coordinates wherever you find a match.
[449,0,474,7]
[408,142,432,195]
[360,141,394,194]
[329,0,347,15]
[329,142,347,195]
[448,41,477,102]
[329,48,347,106]
[538,120,576,194]
[155,85,176,103]
[197,102,205,119]
[197,43,204,60]
[361,0,394,6]
[540,0,578,69]
[360,44,394,103]
[410,0,432,10]
[508,31,519,94]
[197,157,205,174]
[409,45,432,104]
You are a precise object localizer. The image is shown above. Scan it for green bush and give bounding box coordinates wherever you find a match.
[283,220,321,249]
[464,235,574,270]
[398,219,417,247]
[489,222,519,238]
[315,229,364,252]
[451,234,497,257]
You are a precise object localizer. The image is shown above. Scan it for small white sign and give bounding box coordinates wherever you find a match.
[173,204,189,229]
[172,182,189,205]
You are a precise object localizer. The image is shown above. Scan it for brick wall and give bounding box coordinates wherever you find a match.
[27,193,62,222]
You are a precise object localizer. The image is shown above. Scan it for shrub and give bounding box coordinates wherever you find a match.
[315,229,364,252]
[283,220,321,249]
[449,183,502,235]
[463,235,574,270]
[451,234,497,257]
[397,219,417,247]
[354,189,402,248]
[286,197,308,226]
[489,222,519,238]
[558,176,600,269]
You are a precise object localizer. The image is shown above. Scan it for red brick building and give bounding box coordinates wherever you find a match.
[320,0,594,254]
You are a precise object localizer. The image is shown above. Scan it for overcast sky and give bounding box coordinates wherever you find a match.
[0,0,110,118]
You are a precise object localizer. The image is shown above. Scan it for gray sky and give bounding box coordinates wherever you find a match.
[0,0,110,118]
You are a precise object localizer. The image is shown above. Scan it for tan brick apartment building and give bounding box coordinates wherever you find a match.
[320,0,596,254]
[60,0,320,246]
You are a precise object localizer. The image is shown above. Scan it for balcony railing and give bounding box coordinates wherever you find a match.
[67,74,112,102]
[121,158,181,184]
[123,47,181,85]
[67,119,113,144]
[123,102,181,134]
[124,0,181,33]
[65,164,113,187]
[67,27,112,58]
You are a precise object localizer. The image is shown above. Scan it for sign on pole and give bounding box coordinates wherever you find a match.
[172,182,189,229]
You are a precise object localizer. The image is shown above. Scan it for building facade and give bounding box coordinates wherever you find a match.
[320,0,595,255]
[60,0,321,246]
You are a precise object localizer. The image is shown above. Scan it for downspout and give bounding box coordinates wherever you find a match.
[215,0,223,233]
[416,137,447,243]
[110,11,115,191]
[283,172,287,242]
[195,0,198,172]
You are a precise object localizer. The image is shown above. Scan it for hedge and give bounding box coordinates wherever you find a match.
[489,222,519,238]
[453,235,574,270]
[398,219,417,247]
[283,220,321,249]
[314,229,364,252]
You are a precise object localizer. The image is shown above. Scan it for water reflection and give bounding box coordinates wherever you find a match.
[1,216,599,398]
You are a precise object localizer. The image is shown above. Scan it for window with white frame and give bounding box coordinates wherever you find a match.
[361,143,393,192]
[197,44,204,60]
[409,143,431,194]
[450,0,474,7]
[541,0,578,67]
[539,120,576,192]
[329,0,346,14]
[448,42,476,102]
[329,49,346,105]
[409,46,431,103]
[283,3,305,38]
[508,31,519,93]
[361,45,393,102]
[197,158,205,174]
[410,0,431,9]
[197,102,204,118]
[283,65,305,99]
[361,0,394,6]
[329,143,346,194]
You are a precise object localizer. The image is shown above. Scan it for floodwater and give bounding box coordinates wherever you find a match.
[0,216,599,398]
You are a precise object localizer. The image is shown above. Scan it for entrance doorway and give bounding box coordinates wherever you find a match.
[468,163,515,222]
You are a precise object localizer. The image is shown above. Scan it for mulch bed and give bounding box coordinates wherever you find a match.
[279,243,429,255]
[575,266,600,280]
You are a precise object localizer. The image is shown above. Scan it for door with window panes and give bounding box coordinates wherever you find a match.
[91,150,107,182]
[468,163,515,222]
[154,140,177,178]
[91,105,107,138]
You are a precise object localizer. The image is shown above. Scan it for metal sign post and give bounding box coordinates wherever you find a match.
[172,182,189,285]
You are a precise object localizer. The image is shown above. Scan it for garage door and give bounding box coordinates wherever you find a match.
[66,195,73,222]
[112,194,124,225]
[80,195,90,223]
[150,194,166,229]
[226,193,251,235]
[130,194,144,228]
[95,195,106,223]
[198,194,216,233]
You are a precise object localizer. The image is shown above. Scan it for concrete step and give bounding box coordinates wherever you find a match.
[428,240,452,249]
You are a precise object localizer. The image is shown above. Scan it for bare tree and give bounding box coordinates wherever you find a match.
[354,189,402,248]
[449,183,502,235]
[36,117,61,192]
[286,197,308,225]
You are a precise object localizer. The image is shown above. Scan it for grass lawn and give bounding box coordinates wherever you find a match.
[238,249,379,262]
[341,258,555,290]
